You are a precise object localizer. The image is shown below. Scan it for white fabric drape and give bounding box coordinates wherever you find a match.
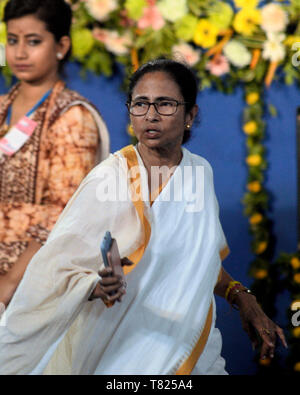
[0,147,227,375]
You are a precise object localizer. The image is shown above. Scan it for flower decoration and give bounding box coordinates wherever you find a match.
[262,33,286,63]
[243,121,258,135]
[193,19,219,49]
[246,92,259,105]
[72,28,95,58]
[206,54,230,77]
[137,1,165,31]
[208,2,233,30]
[261,3,288,34]
[234,0,259,8]
[158,0,187,23]
[172,42,201,66]
[291,257,300,270]
[85,0,118,22]
[125,0,147,20]
[233,7,261,36]
[174,14,198,41]
[223,40,251,68]
[247,181,261,193]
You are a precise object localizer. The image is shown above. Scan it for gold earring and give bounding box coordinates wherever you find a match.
[186,124,191,129]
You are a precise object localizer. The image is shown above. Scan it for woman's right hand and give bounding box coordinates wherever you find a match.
[90,266,126,307]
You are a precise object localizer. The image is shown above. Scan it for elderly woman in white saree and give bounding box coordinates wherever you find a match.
[0,59,287,375]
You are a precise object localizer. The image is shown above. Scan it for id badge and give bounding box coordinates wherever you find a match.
[0,116,37,156]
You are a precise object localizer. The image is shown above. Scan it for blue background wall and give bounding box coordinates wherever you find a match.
[0,62,297,375]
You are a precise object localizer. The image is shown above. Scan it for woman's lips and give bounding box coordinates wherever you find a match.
[144,129,161,138]
[14,65,31,71]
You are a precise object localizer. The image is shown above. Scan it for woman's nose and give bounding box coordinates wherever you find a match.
[146,103,160,121]
[15,42,27,58]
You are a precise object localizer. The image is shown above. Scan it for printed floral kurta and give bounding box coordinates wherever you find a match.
[0,84,100,275]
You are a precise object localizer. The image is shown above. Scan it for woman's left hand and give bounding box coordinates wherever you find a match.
[235,292,288,360]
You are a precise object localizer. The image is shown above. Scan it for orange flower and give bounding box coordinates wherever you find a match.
[246,92,259,105]
[243,121,258,135]
[293,273,300,284]
[290,257,300,270]
[249,213,263,225]
[292,327,300,338]
[256,241,267,254]
[247,181,261,193]
[254,269,268,280]
[246,154,262,166]
[294,362,300,372]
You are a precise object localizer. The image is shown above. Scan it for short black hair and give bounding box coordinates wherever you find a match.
[4,0,72,71]
[128,58,199,144]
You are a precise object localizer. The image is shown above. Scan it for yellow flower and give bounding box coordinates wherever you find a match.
[249,213,263,225]
[254,269,268,280]
[256,241,268,255]
[292,327,300,338]
[193,19,219,49]
[127,124,135,137]
[246,92,259,105]
[293,273,300,284]
[294,362,300,372]
[247,181,261,193]
[234,0,259,8]
[233,8,261,36]
[291,257,300,270]
[246,154,262,166]
[284,35,300,47]
[243,121,257,135]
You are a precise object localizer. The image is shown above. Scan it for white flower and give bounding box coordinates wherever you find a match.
[158,0,188,22]
[106,31,132,55]
[223,40,251,68]
[172,42,201,66]
[262,33,286,62]
[261,3,288,34]
[85,0,118,22]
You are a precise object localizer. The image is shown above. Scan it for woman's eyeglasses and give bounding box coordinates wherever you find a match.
[127,99,187,116]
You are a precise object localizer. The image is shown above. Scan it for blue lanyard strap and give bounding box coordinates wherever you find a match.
[6,89,52,125]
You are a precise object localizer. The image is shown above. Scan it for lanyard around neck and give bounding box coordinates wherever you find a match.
[6,89,52,126]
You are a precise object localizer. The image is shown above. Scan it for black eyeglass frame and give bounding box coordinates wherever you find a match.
[126,99,188,117]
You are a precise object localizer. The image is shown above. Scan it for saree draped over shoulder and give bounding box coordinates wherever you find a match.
[0,145,229,375]
[0,81,110,275]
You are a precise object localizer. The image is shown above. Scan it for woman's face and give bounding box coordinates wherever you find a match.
[130,71,197,151]
[6,14,68,84]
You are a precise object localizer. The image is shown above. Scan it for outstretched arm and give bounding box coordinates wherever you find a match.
[214,266,288,360]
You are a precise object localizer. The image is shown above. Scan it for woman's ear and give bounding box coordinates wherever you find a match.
[56,36,71,60]
[185,104,199,129]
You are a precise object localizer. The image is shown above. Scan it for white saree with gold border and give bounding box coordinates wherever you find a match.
[0,145,229,375]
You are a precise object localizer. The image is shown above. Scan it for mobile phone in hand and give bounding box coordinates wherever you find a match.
[100,231,127,296]
[101,231,112,268]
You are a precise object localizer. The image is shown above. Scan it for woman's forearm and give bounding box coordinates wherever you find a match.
[0,239,41,307]
[214,266,234,299]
